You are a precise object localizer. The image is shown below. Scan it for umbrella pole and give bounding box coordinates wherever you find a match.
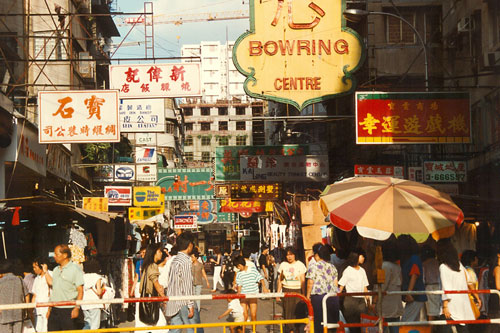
[1,230,7,259]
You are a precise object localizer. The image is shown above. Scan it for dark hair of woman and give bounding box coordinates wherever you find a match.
[345,251,361,267]
[436,239,460,272]
[461,250,477,267]
[420,246,436,262]
[316,245,332,262]
[141,243,163,275]
[285,246,297,257]
[397,235,419,262]
[382,239,399,263]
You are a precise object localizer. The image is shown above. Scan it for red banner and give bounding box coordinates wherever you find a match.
[219,199,265,213]
[356,92,470,144]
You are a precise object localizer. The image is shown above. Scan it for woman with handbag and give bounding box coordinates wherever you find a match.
[437,239,476,333]
[136,243,167,332]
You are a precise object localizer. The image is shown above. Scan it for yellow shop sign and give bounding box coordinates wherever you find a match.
[128,207,164,221]
[233,0,364,110]
[133,186,163,207]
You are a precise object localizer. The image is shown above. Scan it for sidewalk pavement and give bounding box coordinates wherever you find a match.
[118,275,285,333]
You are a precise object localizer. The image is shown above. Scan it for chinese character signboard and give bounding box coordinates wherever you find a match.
[46,144,71,182]
[240,155,329,182]
[216,144,326,181]
[423,161,467,183]
[119,99,165,133]
[174,215,197,229]
[179,200,216,224]
[104,186,132,206]
[110,63,201,98]
[215,185,231,198]
[356,92,470,144]
[232,0,363,110]
[129,207,163,221]
[83,197,108,212]
[230,183,282,200]
[408,167,423,182]
[158,168,214,201]
[136,164,157,182]
[354,165,404,179]
[219,199,266,213]
[135,147,157,163]
[133,186,163,206]
[38,90,119,143]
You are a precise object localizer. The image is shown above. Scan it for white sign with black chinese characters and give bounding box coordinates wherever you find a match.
[38,90,120,143]
[110,63,201,98]
[240,155,329,182]
[423,161,467,183]
[135,147,157,164]
[136,164,157,182]
[119,99,165,133]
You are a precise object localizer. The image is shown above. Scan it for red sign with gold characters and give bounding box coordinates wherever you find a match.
[356,92,470,144]
[230,183,282,201]
[38,90,119,143]
[354,165,404,179]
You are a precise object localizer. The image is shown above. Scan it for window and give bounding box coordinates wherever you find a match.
[236,107,246,116]
[425,11,442,44]
[184,152,194,161]
[184,108,193,116]
[218,136,229,146]
[219,121,228,131]
[200,122,211,131]
[252,107,263,116]
[236,121,246,130]
[185,135,193,146]
[165,122,175,134]
[236,136,246,146]
[387,12,416,44]
[201,136,211,146]
[218,107,228,115]
[184,123,193,131]
[202,152,211,162]
[201,107,211,116]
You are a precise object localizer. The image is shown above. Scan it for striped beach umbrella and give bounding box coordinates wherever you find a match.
[319,177,464,243]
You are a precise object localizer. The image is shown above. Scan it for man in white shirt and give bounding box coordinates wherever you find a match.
[31,258,52,333]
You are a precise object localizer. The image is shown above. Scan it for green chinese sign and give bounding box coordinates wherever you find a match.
[215,145,326,181]
[157,167,214,201]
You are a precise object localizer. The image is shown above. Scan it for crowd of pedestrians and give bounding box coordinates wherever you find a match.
[1,234,499,333]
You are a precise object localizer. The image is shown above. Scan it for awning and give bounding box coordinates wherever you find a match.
[0,196,116,223]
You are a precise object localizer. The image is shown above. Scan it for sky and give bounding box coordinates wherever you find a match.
[112,0,251,62]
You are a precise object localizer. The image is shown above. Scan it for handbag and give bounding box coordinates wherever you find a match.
[138,270,160,326]
[464,270,480,319]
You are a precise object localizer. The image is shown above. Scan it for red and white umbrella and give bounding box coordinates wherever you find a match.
[319,177,464,242]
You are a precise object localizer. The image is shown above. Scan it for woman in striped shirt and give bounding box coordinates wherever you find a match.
[234,255,269,325]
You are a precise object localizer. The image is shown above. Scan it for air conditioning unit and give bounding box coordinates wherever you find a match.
[457,17,475,33]
[483,51,500,68]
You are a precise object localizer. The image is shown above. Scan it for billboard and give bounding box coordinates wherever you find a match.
[133,186,163,207]
[135,147,157,164]
[174,215,197,229]
[356,92,470,144]
[110,63,201,98]
[38,90,119,143]
[119,99,165,132]
[104,186,132,206]
[215,144,326,181]
[240,155,329,182]
[136,164,157,182]
[423,161,467,183]
[157,167,214,201]
[354,165,404,179]
[232,0,363,110]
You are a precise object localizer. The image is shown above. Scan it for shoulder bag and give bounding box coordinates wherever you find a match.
[138,268,160,325]
[464,270,480,319]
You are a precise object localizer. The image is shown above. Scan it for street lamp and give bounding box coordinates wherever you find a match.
[343,8,429,91]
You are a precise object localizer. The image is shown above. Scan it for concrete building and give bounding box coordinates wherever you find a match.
[179,41,265,166]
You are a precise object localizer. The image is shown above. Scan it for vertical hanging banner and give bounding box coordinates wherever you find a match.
[38,90,120,143]
[232,0,364,110]
[110,63,201,98]
[356,92,471,144]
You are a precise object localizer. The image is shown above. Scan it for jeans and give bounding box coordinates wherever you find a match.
[48,307,76,331]
[83,308,101,330]
[169,304,204,333]
[194,285,202,312]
